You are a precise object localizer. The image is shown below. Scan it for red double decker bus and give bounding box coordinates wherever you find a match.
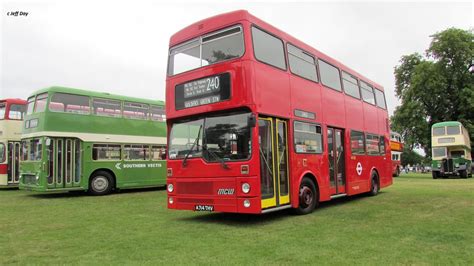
[166,10,392,214]
[0,98,27,187]
[390,131,403,176]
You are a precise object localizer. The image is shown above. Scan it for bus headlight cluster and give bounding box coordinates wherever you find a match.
[167,184,174,193]
[243,199,251,208]
[169,197,174,204]
[35,175,40,180]
[241,183,250,194]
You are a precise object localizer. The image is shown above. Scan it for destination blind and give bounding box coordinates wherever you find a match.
[175,73,231,110]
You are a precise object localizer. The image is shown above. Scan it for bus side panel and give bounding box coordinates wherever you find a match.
[344,97,365,195]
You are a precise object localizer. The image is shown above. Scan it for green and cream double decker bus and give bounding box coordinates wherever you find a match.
[19,87,167,195]
[431,121,472,179]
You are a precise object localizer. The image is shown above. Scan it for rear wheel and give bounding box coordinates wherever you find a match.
[394,167,400,177]
[368,172,379,196]
[295,177,318,215]
[89,171,113,196]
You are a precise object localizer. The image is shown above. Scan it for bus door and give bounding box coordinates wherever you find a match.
[259,117,290,210]
[7,142,21,184]
[327,127,346,195]
[47,138,81,188]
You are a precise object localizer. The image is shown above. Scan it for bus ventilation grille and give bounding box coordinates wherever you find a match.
[177,182,213,195]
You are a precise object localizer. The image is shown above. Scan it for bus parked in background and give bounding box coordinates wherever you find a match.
[166,10,392,214]
[390,131,403,176]
[0,99,27,187]
[20,87,167,195]
[431,121,472,179]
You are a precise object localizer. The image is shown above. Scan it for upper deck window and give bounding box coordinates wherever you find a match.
[318,59,342,91]
[374,88,386,109]
[446,125,460,135]
[168,25,244,76]
[26,96,35,115]
[360,81,375,105]
[123,102,149,120]
[49,93,91,114]
[150,105,166,121]
[0,103,5,119]
[287,44,318,82]
[433,127,445,136]
[34,93,48,113]
[342,71,360,99]
[93,98,122,118]
[252,26,286,70]
[8,104,26,120]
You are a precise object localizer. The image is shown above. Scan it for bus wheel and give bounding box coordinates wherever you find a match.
[459,170,467,179]
[395,167,400,177]
[368,173,379,196]
[89,171,113,196]
[295,177,318,215]
[432,171,439,179]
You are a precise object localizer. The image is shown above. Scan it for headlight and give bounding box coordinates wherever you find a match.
[167,184,174,193]
[455,163,459,167]
[243,199,250,208]
[241,183,250,194]
[35,175,40,180]
[169,197,174,204]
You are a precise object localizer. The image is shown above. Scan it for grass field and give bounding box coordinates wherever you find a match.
[1,173,473,265]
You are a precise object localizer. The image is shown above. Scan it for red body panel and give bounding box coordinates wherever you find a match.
[166,10,392,214]
[0,164,7,175]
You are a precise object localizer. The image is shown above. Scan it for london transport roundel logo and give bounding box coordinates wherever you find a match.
[356,162,363,176]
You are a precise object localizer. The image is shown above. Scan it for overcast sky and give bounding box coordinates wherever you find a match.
[1,0,472,116]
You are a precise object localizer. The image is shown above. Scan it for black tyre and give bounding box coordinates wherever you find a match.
[432,171,439,179]
[394,167,400,177]
[89,171,113,196]
[368,172,379,196]
[295,177,318,215]
[460,170,467,179]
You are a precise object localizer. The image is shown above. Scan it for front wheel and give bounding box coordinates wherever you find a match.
[368,173,379,196]
[89,171,113,196]
[460,170,468,179]
[295,177,318,215]
[432,171,439,179]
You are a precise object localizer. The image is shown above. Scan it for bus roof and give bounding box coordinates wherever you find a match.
[28,86,165,106]
[432,121,463,128]
[0,98,27,105]
[169,9,383,90]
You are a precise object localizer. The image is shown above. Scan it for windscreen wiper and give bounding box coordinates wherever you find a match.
[182,125,202,167]
[203,144,230,169]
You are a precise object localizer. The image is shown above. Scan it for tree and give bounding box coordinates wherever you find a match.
[391,28,474,156]
[401,148,425,167]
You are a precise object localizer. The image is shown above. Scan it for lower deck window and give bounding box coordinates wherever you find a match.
[294,121,322,153]
[366,134,380,155]
[124,145,149,160]
[0,143,5,163]
[92,144,121,160]
[350,131,365,155]
[432,147,446,158]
